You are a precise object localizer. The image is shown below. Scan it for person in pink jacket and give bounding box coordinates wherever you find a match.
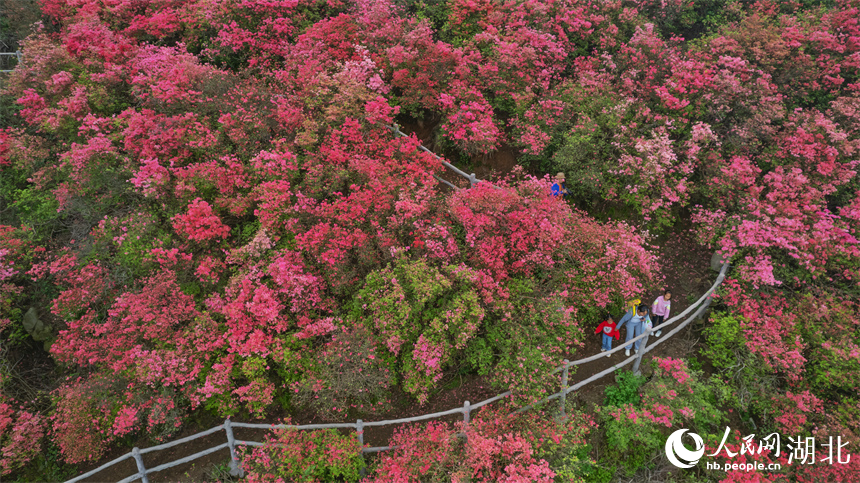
[651,290,672,337]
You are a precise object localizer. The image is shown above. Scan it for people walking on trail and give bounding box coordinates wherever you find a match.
[551,172,569,197]
[617,304,652,357]
[595,316,620,357]
[651,290,672,337]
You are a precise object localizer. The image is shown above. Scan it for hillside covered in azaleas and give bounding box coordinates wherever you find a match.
[0,0,859,481]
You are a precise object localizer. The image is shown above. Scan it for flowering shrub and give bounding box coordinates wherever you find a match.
[706,289,860,459]
[0,397,45,475]
[439,82,503,154]
[600,358,724,476]
[368,406,595,483]
[449,177,570,286]
[292,326,394,420]
[172,198,231,242]
[238,420,365,483]
[351,256,485,404]
[465,281,584,406]
[0,226,38,340]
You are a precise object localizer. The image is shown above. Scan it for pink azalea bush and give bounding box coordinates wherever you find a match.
[238,419,365,483]
[369,407,594,483]
[600,358,723,476]
[0,398,45,475]
[2,0,860,479]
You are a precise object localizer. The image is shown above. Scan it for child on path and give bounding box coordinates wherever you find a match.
[595,316,620,357]
[651,290,672,337]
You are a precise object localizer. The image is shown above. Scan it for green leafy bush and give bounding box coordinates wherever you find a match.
[465,277,584,405]
[293,326,394,420]
[350,256,485,404]
[602,370,647,408]
[701,311,779,416]
[238,424,365,483]
[599,358,725,476]
[701,311,746,370]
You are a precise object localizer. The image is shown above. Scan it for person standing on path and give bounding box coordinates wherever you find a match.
[617,304,652,357]
[595,316,621,357]
[551,172,569,197]
[651,290,672,337]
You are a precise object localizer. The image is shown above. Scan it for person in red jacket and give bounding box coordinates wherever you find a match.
[595,316,621,357]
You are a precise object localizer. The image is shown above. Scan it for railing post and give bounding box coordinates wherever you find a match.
[469,173,477,187]
[131,448,149,483]
[463,401,471,444]
[357,419,367,478]
[697,295,712,320]
[559,359,569,420]
[224,418,244,477]
[632,329,649,376]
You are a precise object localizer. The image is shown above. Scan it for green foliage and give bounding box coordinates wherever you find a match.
[203,392,239,418]
[582,461,615,483]
[7,442,78,483]
[237,219,262,245]
[77,74,133,116]
[602,417,663,476]
[700,310,778,418]
[599,359,725,477]
[89,210,173,281]
[551,89,625,205]
[8,187,61,234]
[701,0,746,32]
[203,460,239,483]
[395,0,448,33]
[293,326,394,420]
[641,0,745,41]
[795,294,860,399]
[351,256,484,403]
[602,370,646,408]
[701,311,745,370]
[180,281,201,297]
[240,427,365,483]
[552,443,612,483]
[464,277,584,405]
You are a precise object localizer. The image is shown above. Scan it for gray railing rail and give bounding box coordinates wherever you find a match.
[65,260,729,483]
[385,123,501,191]
[0,51,21,73]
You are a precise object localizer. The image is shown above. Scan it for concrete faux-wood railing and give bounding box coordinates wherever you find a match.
[0,51,21,73]
[65,261,730,483]
[385,123,503,191]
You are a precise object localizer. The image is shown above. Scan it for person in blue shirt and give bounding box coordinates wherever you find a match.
[551,172,569,197]
[616,304,652,357]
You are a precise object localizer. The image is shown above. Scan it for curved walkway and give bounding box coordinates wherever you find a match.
[67,261,730,483]
[66,124,729,482]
